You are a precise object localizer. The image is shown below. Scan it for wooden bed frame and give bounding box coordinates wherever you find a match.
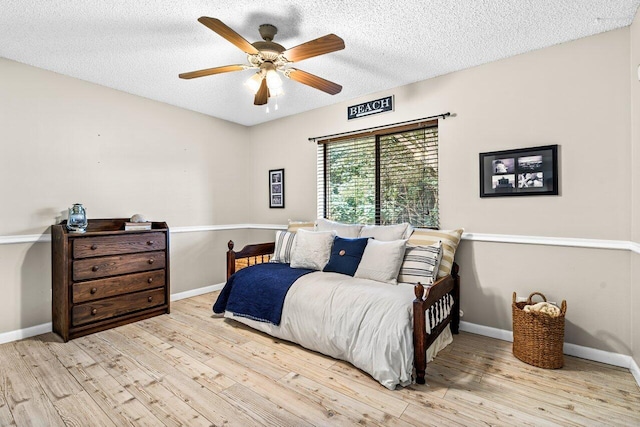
[226,240,460,385]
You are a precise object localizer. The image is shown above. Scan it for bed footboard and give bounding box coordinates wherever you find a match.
[413,262,460,384]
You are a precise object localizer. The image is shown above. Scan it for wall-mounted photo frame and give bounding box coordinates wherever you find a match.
[479,145,558,197]
[269,169,285,208]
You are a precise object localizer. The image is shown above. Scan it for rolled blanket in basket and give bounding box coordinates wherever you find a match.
[523,301,561,317]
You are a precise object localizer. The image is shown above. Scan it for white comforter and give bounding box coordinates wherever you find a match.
[225,271,452,389]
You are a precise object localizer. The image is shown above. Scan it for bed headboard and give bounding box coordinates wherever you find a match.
[226,240,275,279]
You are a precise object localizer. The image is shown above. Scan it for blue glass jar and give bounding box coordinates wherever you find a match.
[67,203,88,233]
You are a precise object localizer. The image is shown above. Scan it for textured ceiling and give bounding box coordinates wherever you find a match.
[1,1,639,126]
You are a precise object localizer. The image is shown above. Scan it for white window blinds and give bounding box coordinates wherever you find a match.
[317,125,439,228]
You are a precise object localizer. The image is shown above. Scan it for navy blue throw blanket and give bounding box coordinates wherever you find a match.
[213,263,314,325]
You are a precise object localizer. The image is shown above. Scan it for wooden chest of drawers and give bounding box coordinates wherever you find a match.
[52,218,170,341]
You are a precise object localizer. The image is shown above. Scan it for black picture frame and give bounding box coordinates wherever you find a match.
[269,169,285,208]
[479,145,558,197]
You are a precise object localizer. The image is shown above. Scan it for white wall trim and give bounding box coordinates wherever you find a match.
[170,283,225,301]
[0,322,52,345]
[459,320,514,342]
[459,321,639,387]
[1,226,636,251]
[0,223,287,245]
[631,358,640,386]
[170,224,286,234]
[0,234,52,244]
[462,232,633,251]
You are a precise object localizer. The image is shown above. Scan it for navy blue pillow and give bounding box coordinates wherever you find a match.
[323,236,369,276]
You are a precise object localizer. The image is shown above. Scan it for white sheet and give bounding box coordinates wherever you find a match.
[225,271,453,390]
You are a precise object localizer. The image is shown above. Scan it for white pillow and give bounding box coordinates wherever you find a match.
[316,218,363,238]
[270,230,296,264]
[359,223,412,241]
[354,239,407,284]
[397,241,443,285]
[290,229,336,270]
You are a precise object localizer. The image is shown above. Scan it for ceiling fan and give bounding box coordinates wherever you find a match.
[179,17,345,106]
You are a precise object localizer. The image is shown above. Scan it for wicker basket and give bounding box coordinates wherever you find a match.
[512,292,567,369]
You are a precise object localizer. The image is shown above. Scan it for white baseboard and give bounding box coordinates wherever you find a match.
[631,358,640,386]
[460,320,514,342]
[459,321,640,387]
[0,283,226,345]
[170,283,225,302]
[0,322,52,345]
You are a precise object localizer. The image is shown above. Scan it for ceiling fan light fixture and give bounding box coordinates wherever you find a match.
[244,72,263,94]
[266,69,283,91]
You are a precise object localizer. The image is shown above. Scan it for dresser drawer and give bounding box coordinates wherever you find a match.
[73,251,165,281]
[72,270,165,303]
[73,232,166,259]
[72,288,166,326]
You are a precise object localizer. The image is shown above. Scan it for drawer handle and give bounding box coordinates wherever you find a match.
[148,259,154,265]
[91,308,97,315]
[91,244,98,250]
[92,266,99,272]
[147,296,153,303]
[147,240,154,245]
[90,287,97,294]
[147,277,153,283]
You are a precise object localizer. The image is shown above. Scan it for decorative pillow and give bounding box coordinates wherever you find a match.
[290,229,336,270]
[407,228,463,278]
[323,236,369,276]
[397,241,443,285]
[316,218,363,238]
[270,230,296,264]
[354,239,407,284]
[287,220,316,233]
[359,223,412,241]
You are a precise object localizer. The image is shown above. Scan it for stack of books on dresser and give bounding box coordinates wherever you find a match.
[124,221,152,231]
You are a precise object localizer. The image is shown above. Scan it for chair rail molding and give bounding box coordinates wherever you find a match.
[1,226,638,254]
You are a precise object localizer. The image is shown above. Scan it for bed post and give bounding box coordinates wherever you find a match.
[413,283,427,385]
[226,240,236,280]
[451,262,460,334]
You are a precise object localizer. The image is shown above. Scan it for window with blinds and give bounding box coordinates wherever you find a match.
[317,124,439,228]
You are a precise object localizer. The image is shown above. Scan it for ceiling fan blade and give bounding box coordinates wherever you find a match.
[286,68,342,95]
[282,34,345,62]
[198,17,260,55]
[179,64,247,79]
[254,77,269,105]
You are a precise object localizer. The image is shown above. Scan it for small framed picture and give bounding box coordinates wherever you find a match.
[269,169,285,208]
[479,145,558,197]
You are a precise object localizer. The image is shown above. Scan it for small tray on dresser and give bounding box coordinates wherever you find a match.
[51,218,170,342]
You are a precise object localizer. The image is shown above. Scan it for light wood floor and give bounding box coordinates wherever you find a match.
[1,292,638,426]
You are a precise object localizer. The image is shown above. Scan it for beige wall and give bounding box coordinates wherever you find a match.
[630,9,640,369]
[246,28,634,353]
[0,58,250,334]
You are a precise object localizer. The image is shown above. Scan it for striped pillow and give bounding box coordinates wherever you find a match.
[398,241,443,285]
[407,229,463,278]
[270,231,296,263]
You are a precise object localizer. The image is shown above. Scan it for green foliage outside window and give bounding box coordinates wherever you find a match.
[321,127,438,228]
